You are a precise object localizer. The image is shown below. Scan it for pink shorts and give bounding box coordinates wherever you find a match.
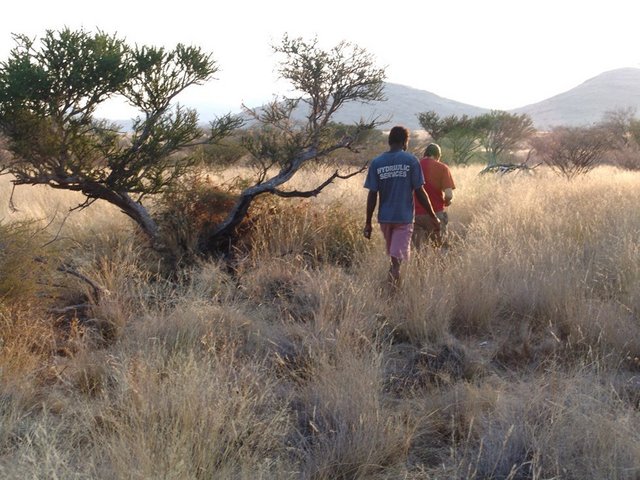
[379,223,414,260]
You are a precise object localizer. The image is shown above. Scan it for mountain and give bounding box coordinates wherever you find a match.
[108,68,640,132]
[328,69,640,130]
[325,82,490,131]
[249,69,640,131]
[513,68,640,128]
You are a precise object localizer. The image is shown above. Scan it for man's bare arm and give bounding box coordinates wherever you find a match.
[364,190,377,239]
[444,187,453,206]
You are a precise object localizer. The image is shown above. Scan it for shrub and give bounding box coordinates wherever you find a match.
[607,143,640,170]
[531,126,609,179]
[153,173,240,264]
[194,134,248,167]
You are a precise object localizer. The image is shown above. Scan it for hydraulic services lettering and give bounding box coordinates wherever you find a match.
[377,164,410,180]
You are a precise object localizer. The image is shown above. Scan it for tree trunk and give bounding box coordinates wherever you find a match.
[198,150,310,254]
[118,193,159,242]
[198,152,363,256]
[198,167,299,253]
[80,182,159,243]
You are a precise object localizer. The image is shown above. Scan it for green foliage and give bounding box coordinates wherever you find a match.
[0,30,131,118]
[417,111,447,142]
[0,29,131,170]
[417,111,482,165]
[0,28,242,242]
[474,110,536,165]
[630,119,640,146]
[442,120,482,166]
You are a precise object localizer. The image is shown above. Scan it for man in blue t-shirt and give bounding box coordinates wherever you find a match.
[364,126,440,287]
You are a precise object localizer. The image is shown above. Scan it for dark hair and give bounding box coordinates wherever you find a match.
[388,126,409,146]
[424,143,441,159]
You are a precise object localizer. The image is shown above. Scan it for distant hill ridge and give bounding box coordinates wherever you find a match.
[111,68,640,131]
[323,68,640,130]
[513,68,640,128]
[327,82,490,131]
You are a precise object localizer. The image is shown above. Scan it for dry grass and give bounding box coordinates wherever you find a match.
[0,165,639,478]
[0,176,127,246]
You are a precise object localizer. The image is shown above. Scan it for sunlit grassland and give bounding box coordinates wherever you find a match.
[0,165,639,479]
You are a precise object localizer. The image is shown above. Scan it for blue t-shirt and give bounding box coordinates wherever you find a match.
[364,150,424,224]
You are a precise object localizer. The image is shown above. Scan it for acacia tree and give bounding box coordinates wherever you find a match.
[417,110,480,164]
[474,110,535,165]
[443,125,482,165]
[199,35,386,252]
[417,110,448,143]
[0,31,385,256]
[0,28,240,242]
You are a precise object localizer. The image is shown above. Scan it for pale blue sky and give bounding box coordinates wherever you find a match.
[1,0,639,119]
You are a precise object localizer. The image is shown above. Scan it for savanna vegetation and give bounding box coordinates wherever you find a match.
[0,28,639,480]
[1,163,639,479]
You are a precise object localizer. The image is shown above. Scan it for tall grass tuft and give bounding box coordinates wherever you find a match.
[294,350,410,479]
[247,198,370,269]
[92,350,293,479]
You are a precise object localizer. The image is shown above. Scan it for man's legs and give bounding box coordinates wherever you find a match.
[412,214,431,250]
[388,256,402,287]
[413,212,449,248]
[380,223,413,288]
[435,211,449,248]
